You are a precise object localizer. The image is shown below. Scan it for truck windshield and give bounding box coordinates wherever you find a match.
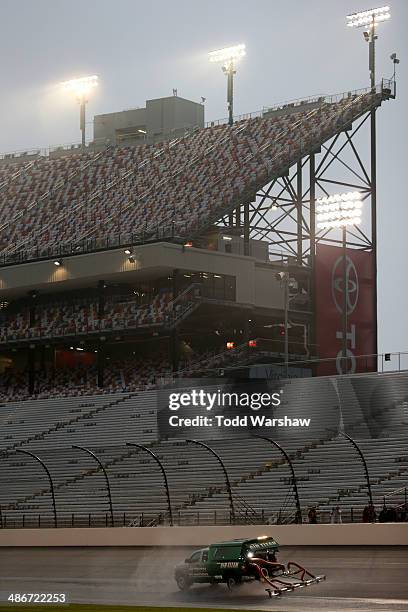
[213,546,242,560]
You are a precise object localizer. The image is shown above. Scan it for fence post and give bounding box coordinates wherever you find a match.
[351,507,354,523]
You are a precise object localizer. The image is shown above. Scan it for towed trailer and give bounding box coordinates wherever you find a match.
[174,535,325,597]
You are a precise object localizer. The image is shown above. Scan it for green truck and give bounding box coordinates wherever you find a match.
[174,536,281,591]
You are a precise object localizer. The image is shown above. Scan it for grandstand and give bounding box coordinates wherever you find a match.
[0,77,405,530]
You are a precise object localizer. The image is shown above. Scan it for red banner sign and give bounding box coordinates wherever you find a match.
[315,244,376,375]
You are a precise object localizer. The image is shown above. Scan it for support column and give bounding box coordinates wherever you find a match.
[342,227,348,372]
[80,99,86,149]
[235,206,240,228]
[309,154,316,365]
[97,280,106,322]
[170,269,179,374]
[369,18,378,364]
[28,345,35,395]
[296,161,303,265]
[97,341,105,388]
[243,202,250,256]
[371,109,378,361]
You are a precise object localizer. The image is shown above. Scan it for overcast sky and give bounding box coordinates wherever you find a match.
[0,0,407,356]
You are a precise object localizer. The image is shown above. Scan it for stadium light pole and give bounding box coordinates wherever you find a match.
[346,5,390,90]
[346,6,391,365]
[185,439,235,523]
[316,192,364,374]
[72,445,114,526]
[209,44,246,127]
[15,449,58,528]
[275,271,297,377]
[61,75,99,148]
[126,442,173,526]
[253,435,302,524]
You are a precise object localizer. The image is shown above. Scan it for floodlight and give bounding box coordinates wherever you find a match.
[209,44,246,127]
[316,192,364,229]
[346,6,390,28]
[61,75,99,148]
[208,44,246,64]
[60,75,99,98]
[53,259,62,266]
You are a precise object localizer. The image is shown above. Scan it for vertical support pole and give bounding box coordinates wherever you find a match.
[227,68,234,127]
[186,439,235,523]
[370,18,378,366]
[28,345,35,396]
[296,161,303,265]
[235,206,240,228]
[170,269,179,374]
[243,202,250,256]
[80,98,86,149]
[340,432,373,507]
[72,445,114,527]
[97,341,105,388]
[97,280,105,324]
[16,449,58,528]
[253,435,302,523]
[284,276,289,378]
[126,442,173,526]
[309,154,316,365]
[342,226,348,374]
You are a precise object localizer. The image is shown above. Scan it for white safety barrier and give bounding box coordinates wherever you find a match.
[0,523,407,547]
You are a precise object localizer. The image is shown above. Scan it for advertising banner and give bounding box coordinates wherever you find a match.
[315,244,376,375]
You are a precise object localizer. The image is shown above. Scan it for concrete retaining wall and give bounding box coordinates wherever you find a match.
[1,523,407,547]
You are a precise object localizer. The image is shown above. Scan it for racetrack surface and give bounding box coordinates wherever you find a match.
[0,546,407,611]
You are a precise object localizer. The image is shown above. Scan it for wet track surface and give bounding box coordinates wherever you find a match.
[0,546,407,611]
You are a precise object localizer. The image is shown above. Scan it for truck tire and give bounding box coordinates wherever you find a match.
[176,575,191,591]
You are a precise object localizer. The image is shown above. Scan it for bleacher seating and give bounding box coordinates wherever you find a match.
[0,370,406,527]
[0,87,390,260]
[0,289,173,343]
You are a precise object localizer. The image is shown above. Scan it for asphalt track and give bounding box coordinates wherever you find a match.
[0,546,407,611]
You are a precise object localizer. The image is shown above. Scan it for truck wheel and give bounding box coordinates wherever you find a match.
[226,575,240,591]
[176,575,190,591]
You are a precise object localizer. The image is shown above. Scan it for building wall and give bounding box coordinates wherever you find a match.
[93,96,204,145]
[93,108,146,144]
[0,244,284,312]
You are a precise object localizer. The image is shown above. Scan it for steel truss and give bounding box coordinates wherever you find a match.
[217,109,375,266]
[216,108,377,360]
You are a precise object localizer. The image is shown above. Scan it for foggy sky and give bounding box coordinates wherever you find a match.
[0,0,406,355]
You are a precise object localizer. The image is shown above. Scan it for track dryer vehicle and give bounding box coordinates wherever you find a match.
[174,535,325,597]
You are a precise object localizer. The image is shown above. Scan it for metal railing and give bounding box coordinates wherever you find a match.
[2,505,407,529]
